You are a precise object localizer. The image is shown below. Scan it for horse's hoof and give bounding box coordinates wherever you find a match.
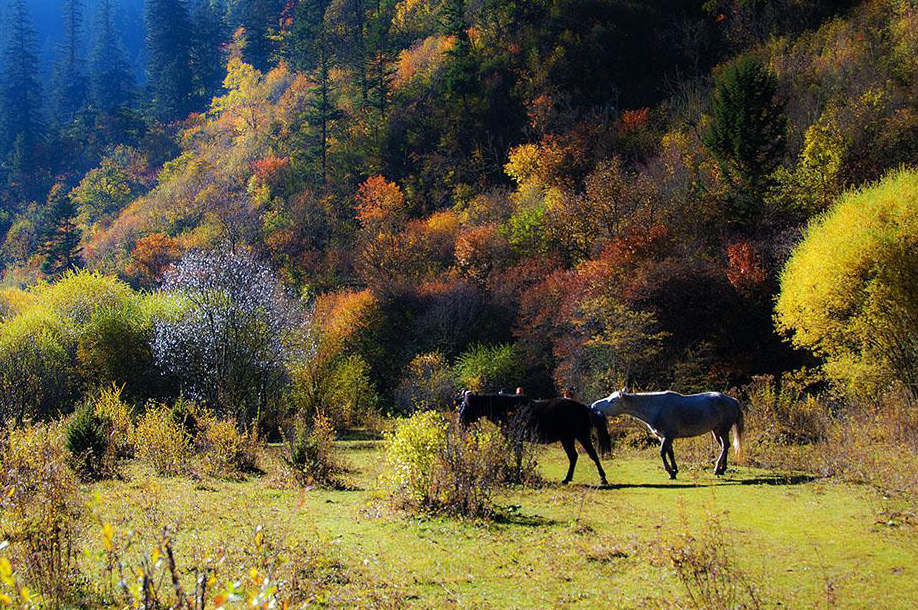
[600,479,608,486]
[561,479,571,485]
[669,473,677,480]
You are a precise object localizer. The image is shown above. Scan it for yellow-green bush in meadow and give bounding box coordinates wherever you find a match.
[198,416,258,477]
[777,168,918,397]
[135,406,193,476]
[384,411,509,517]
[90,384,135,458]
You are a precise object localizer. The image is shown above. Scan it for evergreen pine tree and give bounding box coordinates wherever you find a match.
[190,0,229,107]
[239,0,284,71]
[438,0,482,173]
[441,0,477,112]
[90,0,136,111]
[0,0,45,202]
[286,0,340,187]
[365,0,396,121]
[353,0,368,104]
[40,184,83,278]
[144,0,194,121]
[51,0,89,122]
[703,56,787,221]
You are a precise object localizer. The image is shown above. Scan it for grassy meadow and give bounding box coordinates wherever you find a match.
[81,438,918,610]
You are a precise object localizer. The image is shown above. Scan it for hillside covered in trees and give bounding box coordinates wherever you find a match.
[1,0,918,415]
[3,3,918,607]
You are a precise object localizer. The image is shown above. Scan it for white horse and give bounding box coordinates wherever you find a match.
[591,387,744,479]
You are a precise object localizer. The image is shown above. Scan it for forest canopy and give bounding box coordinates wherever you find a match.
[0,0,916,418]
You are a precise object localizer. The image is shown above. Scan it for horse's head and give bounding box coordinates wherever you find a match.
[591,386,629,416]
[453,389,467,409]
[456,390,480,425]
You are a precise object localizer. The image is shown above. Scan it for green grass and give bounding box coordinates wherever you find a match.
[85,441,918,609]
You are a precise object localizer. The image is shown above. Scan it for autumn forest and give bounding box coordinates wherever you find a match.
[0,1,917,608]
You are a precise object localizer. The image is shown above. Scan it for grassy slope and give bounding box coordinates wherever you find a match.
[87,441,918,609]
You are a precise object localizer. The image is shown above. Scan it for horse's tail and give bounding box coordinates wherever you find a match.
[590,409,612,457]
[731,405,745,463]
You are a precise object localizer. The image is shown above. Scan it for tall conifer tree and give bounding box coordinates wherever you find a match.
[366,0,396,121]
[190,0,228,107]
[282,0,340,187]
[0,0,44,202]
[52,0,89,121]
[703,57,787,222]
[239,0,284,71]
[144,0,194,121]
[90,0,136,111]
[40,184,83,278]
[439,0,480,164]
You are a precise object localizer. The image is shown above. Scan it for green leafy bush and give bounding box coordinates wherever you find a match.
[384,411,508,517]
[75,299,161,401]
[453,343,523,393]
[327,354,378,429]
[30,269,136,325]
[0,305,72,424]
[504,198,550,258]
[776,168,918,397]
[287,349,381,435]
[0,271,176,426]
[65,402,113,479]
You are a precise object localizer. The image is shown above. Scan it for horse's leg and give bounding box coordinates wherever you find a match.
[711,431,722,470]
[658,439,670,475]
[578,433,608,486]
[659,438,675,479]
[666,439,678,479]
[561,438,578,484]
[715,430,730,475]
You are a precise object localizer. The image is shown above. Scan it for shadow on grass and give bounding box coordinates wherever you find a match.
[600,482,703,490]
[596,473,818,490]
[243,464,267,477]
[733,473,818,486]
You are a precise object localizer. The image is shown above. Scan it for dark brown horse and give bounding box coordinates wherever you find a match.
[457,391,611,485]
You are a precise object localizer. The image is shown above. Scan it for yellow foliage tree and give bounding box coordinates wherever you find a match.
[774,108,847,214]
[776,168,918,397]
